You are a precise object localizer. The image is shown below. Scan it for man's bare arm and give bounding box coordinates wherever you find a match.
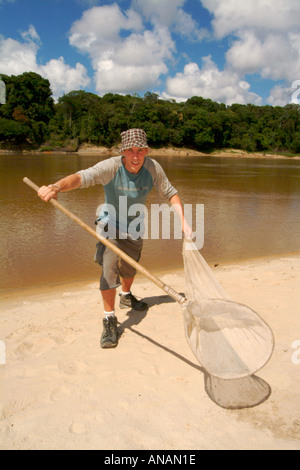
[169,194,193,239]
[37,173,82,202]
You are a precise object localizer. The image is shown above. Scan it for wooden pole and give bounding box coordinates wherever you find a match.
[23,177,186,305]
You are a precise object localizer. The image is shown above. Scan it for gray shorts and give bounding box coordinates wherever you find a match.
[94,236,143,290]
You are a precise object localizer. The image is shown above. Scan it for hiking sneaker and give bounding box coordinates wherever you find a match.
[100,315,119,349]
[119,292,148,311]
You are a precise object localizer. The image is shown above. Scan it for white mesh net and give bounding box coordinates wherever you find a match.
[182,240,274,408]
[182,240,274,381]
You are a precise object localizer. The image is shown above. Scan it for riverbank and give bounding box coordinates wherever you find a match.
[1,144,299,159]
[1,253,300,450]
[77,145,300,159]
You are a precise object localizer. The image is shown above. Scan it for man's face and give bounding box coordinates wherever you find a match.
[123,147,148,174]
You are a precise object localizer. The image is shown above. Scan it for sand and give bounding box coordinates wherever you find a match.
[1,145,299,160]
[0,253,300,450]
[76,144,300,159]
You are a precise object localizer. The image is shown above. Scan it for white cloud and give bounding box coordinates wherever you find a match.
[132,0,210,41]
[69,4,143,53]
[200,0,300,103]
[226,31,300,82]
[0,36,39,75]
[163,56,262,105]
[0,27,90,99]
[132,0,186,27]
[3,1,299,106]
[201,0,300,39]
[174,8,210,42]
[69,4,175,95]
[267,84,297,106]
[21,24,41,44]
[40,58,90,98]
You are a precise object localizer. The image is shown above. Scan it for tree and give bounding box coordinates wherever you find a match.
[291,132,300,154]
[0,72,54,145]
[1,73,300,154]
[0,117,30,142]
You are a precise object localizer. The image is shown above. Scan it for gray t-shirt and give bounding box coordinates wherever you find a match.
[77,156,178,235]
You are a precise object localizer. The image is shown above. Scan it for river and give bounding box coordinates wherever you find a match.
[1,152,300,294]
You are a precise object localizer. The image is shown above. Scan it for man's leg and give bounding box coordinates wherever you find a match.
[101,287,116,312]
[121,276,134,293]
[97,238,146,348]
[119,276,148,311]
[95,238,120,348]
[100,287,118,349]
[100,277,147,348]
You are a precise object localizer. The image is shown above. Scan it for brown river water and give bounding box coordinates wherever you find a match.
[1,152,300,294]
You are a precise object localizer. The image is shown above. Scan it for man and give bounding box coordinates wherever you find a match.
[38,129,192,348]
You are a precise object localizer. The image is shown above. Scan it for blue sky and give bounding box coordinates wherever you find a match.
[0,0,299,105]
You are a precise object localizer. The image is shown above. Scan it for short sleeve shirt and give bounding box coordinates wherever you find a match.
[77,156,178,235]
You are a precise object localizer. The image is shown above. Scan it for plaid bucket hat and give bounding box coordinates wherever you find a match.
[121,128,148,152]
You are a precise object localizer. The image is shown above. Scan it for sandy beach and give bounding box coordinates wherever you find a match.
[0,252,300,450]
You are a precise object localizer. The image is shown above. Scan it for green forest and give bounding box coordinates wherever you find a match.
[1,71,300,155]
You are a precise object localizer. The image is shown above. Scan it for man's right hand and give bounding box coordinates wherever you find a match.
[38,185,60,202]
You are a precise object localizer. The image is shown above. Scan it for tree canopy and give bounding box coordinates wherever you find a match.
[0,72,54,146]
[0,72,300,154]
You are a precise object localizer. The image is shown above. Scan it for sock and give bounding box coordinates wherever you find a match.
[121,291,131,296]
[104,310,115,318]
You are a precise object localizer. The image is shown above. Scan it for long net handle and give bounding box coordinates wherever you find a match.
[23,177,186,305]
